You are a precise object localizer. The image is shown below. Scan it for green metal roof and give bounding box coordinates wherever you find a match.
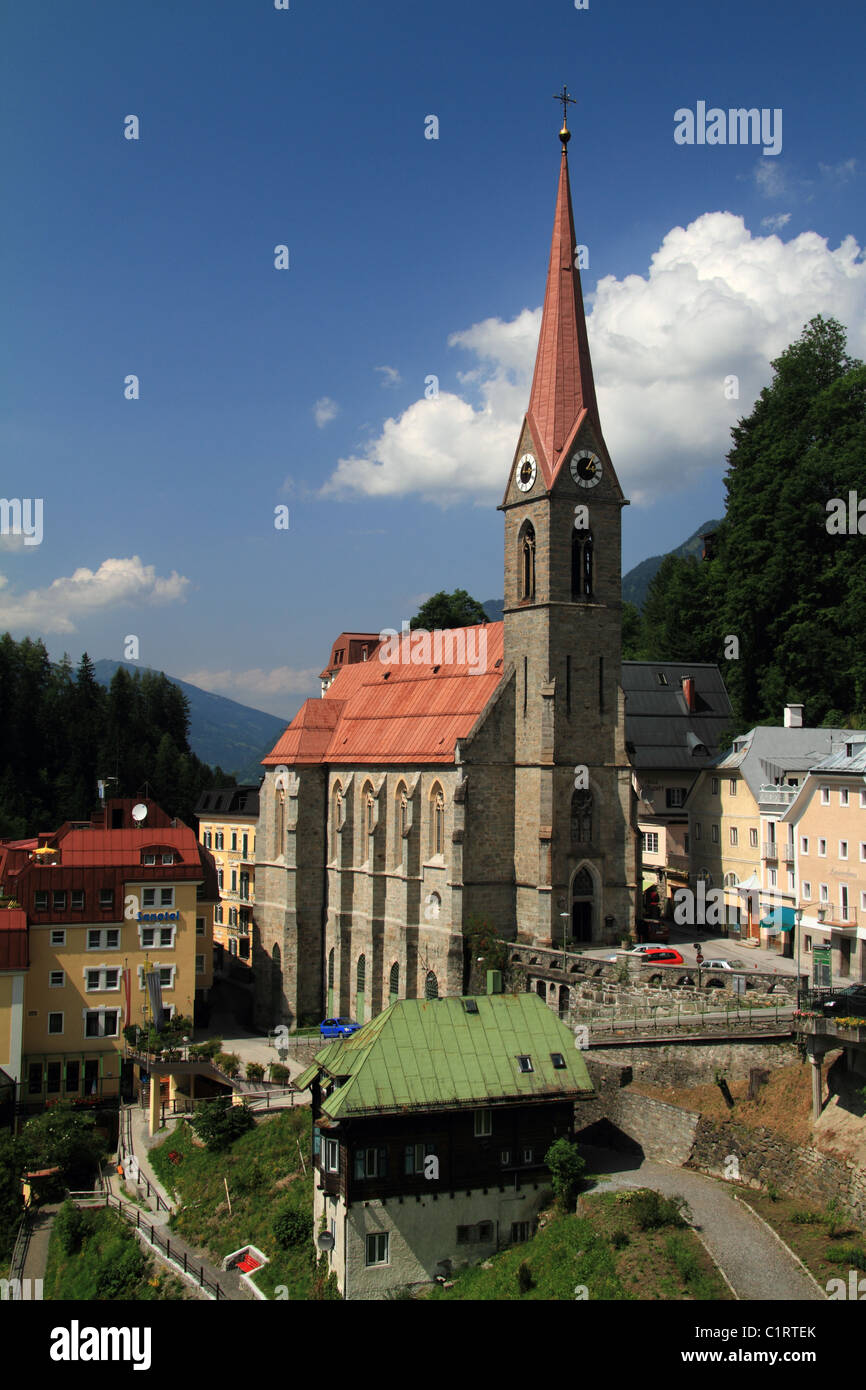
[295,993,593,1120]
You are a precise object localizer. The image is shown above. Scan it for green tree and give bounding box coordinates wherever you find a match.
[189,1098,254,1151]
[410,589,488,630]
[544,1137,585,1212]
[20,1104,105,1190]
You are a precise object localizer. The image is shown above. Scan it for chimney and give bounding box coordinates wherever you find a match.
[486,969,502,995]
[784,704,804,728]
[681,676,695,713]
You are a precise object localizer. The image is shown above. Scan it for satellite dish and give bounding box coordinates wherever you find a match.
[131,803,148,824]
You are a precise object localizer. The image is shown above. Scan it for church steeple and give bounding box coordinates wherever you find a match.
[525,116,601,484]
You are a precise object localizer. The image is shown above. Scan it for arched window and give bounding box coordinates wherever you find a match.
[328,948,335,988]
[394,782,408,866]
[571,789,593,843]
[430,784,445,857]
[363,783,375,841]
[424,970,439,1000]
[571,528,593,600]
[519,522,536,601]
[330,782,343,861]
[357,954,366,992]
[389,962,399,1000]
[277,789,285,854]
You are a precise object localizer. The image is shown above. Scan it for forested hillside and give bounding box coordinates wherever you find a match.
[0,638,235,837]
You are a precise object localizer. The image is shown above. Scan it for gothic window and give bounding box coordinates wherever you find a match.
[277,790,285,853]
[330,783,343,861]
[430,784,445,857]
[571,528,593,600]
[571,789,594,843]
[363,783,375,845]
[328,948,335,989]
[389,962,399,999]
[394,781,408,866]
[357,954,366,993]
[519,522,536,601]
[424,970,439,1000]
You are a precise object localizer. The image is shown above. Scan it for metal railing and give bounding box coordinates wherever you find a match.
[579,998,795,1037]
[8,1211,32,1285]
[72,1192,227,1300]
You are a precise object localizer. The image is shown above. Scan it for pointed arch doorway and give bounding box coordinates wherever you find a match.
[571,866,595,943]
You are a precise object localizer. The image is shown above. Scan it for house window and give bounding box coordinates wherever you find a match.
[840,788,849,807]
[46,1062,62,1095]
[730,827,738,846]
[666,788,685,809]
[516,1055,533,1073]
[820,786,830,805]
[861,791,866,809]
[196,917,205,936]
[820,884,829,903]
[729,780,737,796]
[49,970,65,988]
[801,837,809,854]
[28,1063,43,1095]
[195,955,205,974]
[711,777,719,795]
[354,1147,386,1179]
[99,889,113,909]
[65,1061,80,1094]
[818,839,827,857]
[203,831,212,848]
[53,890,67,911]
[214,904,223,924]
[522,1147,535,1165]
[403,1142,435,1175]
[861,891,866,912]
[802,881,811,900]
[324,1139,339,1173]
[50,929,66,946]
[71,890,85,911]
[804,935,812,953]
[215,832,224,849]
[477,1221,494,1242]
[860,844,866,863]
[839,841,848,860]
[83,1008,119,1037]
[231,832,237,851]
[749,828,758,848]
[87,928,119,950]
[48,1012,64,1035]
[162,853,174,865]
[641,832,659,855]
[550,1053,566,1069]
[711,824,719,843]
[768,868,777,887]
[365,1233,389,1267]
[231,869,237,893]
[217,869,224,890]
[500,1150,512,1166]
[143,854,156,866]
[511,1221,531,1243]
[35,890,49,911]
[474,1109,493,1137]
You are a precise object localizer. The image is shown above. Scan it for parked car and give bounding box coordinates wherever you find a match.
[821,985,866,1018]
[319,1016,361,1038]
[702,958,745,971]
[605,946,684,965]
[637,917,670,944]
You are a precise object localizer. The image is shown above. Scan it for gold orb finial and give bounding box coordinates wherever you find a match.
[554,86,577,146]
[559,122,571,146]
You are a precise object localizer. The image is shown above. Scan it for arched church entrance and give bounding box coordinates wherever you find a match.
[571,867,594,942]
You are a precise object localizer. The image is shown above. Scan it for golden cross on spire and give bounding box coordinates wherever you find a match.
[553,85,576,144]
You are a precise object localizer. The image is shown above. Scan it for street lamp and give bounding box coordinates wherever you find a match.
[795,906,803,1009]
[559,911,570,957]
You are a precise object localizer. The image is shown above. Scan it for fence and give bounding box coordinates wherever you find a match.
[8,1211,32,1285]
[117,1103,170,1213]
[72,1192,227,1300]
[580,998,795,1038]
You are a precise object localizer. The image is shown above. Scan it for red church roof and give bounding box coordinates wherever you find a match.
[264,623,505,767]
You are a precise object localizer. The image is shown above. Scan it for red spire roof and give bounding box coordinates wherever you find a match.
[526,142,600,482]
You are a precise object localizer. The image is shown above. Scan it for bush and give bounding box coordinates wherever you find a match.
[630,1189,690,1231]
[189,1037,222,1060]
[273,1204,313,1249]
[21,1103,105,1190]
[189,1099,255,1151]
[94,1229,148,1298]
[545,1138,586,1212]
[246,1062,265,1082]
[214,1052,241,1078]
[53,1200,88,1255]
[517,1259,534,1294]
[825,1244,866,1271]
[269,1063,290,1085]
[610,1228,630,1249]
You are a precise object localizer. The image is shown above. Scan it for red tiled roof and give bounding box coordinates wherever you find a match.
[55,826,202,868]
[264,624,505,767]
[525,144,602,487]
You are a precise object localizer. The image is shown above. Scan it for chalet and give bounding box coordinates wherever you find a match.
[294,985,593,1299]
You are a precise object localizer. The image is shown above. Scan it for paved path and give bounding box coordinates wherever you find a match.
[20,1202,61,1285]
[581,1146,823,1301]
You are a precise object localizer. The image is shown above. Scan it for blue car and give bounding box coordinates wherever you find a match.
[319,1016,361,1039]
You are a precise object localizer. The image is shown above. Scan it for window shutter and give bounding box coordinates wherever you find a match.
[354,1151,364,1180]
[404,1144,414,1175]
[378,1146,388,1176]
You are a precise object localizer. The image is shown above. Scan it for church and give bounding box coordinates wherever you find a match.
[253,113,639,1030]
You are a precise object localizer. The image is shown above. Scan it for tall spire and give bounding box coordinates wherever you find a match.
[526,111,600,480]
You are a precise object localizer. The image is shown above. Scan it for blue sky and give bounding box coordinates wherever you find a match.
[2,0,864,720]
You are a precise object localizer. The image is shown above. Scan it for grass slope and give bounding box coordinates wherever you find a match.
[44,1205,188,1301]
[150,1108,318,1299]
[430,1190,731,1301]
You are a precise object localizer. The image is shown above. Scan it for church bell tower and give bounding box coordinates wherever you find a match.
[501,98,637,947]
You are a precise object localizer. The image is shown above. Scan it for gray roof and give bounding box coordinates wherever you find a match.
[715,727,863,800]
[194,783,261,818]
[622,662,733,770]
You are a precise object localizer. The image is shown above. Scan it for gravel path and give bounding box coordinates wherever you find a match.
[581,1146,824,1301]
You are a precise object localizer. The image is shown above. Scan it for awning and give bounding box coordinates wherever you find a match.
[736,874,760,894]
[759,906,797,932]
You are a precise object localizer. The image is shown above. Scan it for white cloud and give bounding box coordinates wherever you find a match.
[754,160,788,197]
[313,396,339,428]
[0,556,189,634]
[374,365,402,387]
[760,212,791,232]
[819,158,858,184]
[320,214,866,509]
[180,665,321,706]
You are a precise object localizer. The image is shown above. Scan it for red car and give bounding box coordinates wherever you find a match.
[634,947,684,965]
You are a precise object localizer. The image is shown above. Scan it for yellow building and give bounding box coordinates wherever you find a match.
[0,798,216,1111]
[782,738,866,985]
[196,784,260,964]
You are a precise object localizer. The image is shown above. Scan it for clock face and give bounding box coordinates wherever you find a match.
[570,449,603,488]
[516,453,537,492]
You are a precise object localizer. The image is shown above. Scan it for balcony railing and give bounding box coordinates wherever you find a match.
[762,841,778,860]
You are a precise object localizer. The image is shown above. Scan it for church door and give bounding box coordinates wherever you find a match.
[571,868,594,942]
